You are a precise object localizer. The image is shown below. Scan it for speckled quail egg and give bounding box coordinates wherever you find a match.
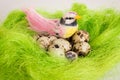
[65,51,78,61]
[73,42,91,56]
[34,34,57,49]
[52,39,72,52]
[37,36,50,49]
[72,30,89,43]
[48,44,65,58]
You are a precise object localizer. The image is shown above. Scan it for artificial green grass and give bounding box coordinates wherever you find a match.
[0,3,120,80]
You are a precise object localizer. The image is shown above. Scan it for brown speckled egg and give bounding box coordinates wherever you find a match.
[73,42,91,56]
[34,34,57,49]
[52,39,72,52]
[65,51,78,61]
[48,44,65,58]
[37,36,50,49]
[48,38,72,58]
[72,30,89,43]
[53,38,72,52]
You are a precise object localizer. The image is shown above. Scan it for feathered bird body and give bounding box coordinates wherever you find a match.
[23,8,80,38]
[24,8,65,37]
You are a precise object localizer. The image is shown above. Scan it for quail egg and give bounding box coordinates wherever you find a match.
[65,51,78,61]
[73,42,91,56]
[37,36,50,49]
[52,39,72,52]
[72,30,89,43]
[34,34,57,49]
[48,44,65,58]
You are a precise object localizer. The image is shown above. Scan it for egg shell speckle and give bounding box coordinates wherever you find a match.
[72,30,89,43]
[73,42,91,56]
[65,51,78,61]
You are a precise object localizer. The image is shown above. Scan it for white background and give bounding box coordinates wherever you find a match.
[0,0,120,80]
[0,0,120,21]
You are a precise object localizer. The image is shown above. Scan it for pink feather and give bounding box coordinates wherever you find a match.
[23,8,65,37]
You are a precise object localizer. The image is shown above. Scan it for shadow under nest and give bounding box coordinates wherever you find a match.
[0,3,120,80]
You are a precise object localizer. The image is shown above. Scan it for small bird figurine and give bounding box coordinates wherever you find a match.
[59,12,81,38]
[23,8,81,38]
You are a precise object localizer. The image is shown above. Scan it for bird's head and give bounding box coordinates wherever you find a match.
[60,11,81,26]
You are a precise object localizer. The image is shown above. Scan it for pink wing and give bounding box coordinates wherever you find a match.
[23,8,65,36]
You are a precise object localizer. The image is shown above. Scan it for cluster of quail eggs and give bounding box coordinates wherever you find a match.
[34,30,91,61]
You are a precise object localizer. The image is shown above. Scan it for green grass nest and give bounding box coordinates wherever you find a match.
[0,3,120,80]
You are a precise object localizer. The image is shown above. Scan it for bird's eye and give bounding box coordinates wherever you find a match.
[65,17,69,19]
[70,17,74,19]
[69,17,72,19]
[65,17,74,20]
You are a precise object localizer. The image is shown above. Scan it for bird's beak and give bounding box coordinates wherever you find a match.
[75,15,81,19]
